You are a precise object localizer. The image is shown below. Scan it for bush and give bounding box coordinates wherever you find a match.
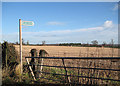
[2,41,19,69]
[2,41,20,84]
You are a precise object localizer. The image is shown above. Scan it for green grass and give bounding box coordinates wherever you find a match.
[39,67,120,85]
[2,65,120,85]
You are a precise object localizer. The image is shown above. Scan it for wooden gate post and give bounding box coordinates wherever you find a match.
[118,60,120,80]
[38,50,45,78]
[30,49,37,77]
[4,42,8,69]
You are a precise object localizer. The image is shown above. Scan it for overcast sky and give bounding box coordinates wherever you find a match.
[2,2,118,44]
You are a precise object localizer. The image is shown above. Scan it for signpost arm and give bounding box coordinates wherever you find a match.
[19,19,22,78]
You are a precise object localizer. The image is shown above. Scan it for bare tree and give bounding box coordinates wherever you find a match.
[42,41,46,45]
[111,39,114,46]
[91,40,98,45]
[15,41,19,45]
[22,38,25,45]
[27,40,29,45]
[102,41,107,47]
[111,39,114,57]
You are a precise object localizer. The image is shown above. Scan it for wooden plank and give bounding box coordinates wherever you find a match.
[26,58,36,81]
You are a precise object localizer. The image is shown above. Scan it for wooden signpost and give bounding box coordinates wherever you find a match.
[19,19,34,80]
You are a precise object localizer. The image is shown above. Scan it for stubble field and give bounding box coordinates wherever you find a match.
[14,45,120,84]
[14,45,119,59]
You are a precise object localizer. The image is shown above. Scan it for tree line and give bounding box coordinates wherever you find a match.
[13,39,120,48]
[59,40,120,48]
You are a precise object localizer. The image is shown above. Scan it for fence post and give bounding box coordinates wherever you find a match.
[30,49,37,77]
[77,60,80,84]
[5,42,7,69]
[62,58,71,84]
[118,60,120,80]
[38,50,45,78]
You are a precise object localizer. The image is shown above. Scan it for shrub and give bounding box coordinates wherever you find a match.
[2,41,19,69]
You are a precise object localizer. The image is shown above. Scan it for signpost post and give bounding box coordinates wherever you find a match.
[19,19,34,81]
[19,19,22,79]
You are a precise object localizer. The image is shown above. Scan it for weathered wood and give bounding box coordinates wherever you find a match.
[26,58,36,81]
[19,19,23,76]
[62,59,71,83]
[39,50,47,77]
[30,49,37,78]
[118,60,120,80]
[5,42,7,69]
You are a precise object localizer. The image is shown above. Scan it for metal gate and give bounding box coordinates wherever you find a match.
[25,56,120,85]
